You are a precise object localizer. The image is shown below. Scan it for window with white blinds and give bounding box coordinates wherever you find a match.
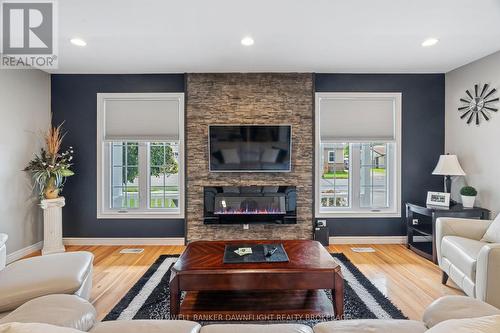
[97,93,184,219]
[315,92,402,218]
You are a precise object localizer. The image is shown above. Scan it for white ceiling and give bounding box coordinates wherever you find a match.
[54,0,500,74]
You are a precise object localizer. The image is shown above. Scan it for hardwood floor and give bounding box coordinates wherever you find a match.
[39,244,463,321]
[327,244,463,320]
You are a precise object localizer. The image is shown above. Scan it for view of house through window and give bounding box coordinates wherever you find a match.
[359,143,389,208]
[320,142,393,211]
[321,143,349,208]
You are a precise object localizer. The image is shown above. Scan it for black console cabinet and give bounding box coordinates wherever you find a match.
[406,203,490,264]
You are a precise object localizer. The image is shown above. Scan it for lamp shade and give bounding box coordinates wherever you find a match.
[432,155,466,176]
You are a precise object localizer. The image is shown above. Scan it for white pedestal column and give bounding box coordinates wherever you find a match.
[41,197,66,255]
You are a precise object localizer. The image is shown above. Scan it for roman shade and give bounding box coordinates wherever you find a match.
[103,97,181,141]
[319,94,399,142]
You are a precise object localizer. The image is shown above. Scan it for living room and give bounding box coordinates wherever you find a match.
[1,1,500,332]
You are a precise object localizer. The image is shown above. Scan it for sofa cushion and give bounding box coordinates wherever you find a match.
[90,320,200,333]
[0,252,93,312]
[0,295,96,332]
[441,236,485,280]
[0,322,83,333]
[423,295,500,328]
[482,214,500,243]
[426,315,500,333]
[201,324,312,333]
[313,320,426,333]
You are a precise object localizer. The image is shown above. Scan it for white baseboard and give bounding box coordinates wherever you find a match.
[329,236,407,244]
[63,237,185,246]
[6,241,43,264]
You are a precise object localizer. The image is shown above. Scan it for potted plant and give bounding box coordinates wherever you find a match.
[460,186,477,208]
[24,123,75,199]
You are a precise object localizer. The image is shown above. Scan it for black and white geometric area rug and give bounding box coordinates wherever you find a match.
[104,254,406,326]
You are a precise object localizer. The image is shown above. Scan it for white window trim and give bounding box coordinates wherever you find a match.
[96,93,185,219]
[315,92,402,218]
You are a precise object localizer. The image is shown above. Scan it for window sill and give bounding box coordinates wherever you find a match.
[316,210,401,219]
[97,212,184,219]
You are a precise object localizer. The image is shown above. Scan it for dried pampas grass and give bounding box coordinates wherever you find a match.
[45,122,65,158]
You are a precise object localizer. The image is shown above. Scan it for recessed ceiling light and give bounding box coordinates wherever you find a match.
[70,38,87,47]
[241,36,254,46]
[421,38,439,47]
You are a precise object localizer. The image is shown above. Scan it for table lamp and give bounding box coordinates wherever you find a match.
[432,154,466,193]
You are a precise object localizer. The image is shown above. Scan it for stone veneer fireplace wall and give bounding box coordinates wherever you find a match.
[186,73,314,242]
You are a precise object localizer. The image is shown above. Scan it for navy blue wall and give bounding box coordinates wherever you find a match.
[51,74,185,238]
[315,74,445,236]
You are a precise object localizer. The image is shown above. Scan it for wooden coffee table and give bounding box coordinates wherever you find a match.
[169,240,344,320]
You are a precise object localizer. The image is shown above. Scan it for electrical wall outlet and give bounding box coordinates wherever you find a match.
[317,219,327,227]
[412,219,419,225]
[243,224,249,230]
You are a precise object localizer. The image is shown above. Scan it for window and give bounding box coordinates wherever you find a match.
[149,142,180,209]
[328,151,335,163]
[97,93,184,218]
[321,143,349,208]
[111,142,139,209]
[315,93,401,217]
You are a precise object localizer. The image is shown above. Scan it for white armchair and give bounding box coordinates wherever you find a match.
[0,233,7,270]
[436,217,500,308]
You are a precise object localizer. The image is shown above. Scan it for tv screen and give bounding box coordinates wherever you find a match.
[209,125,292,172]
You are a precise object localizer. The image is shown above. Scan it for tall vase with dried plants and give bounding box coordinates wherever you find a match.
[24,122,75,199]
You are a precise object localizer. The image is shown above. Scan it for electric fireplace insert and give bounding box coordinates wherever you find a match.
[203,186,297,225]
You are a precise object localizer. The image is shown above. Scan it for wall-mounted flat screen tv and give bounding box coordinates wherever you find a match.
[209,125,292,172]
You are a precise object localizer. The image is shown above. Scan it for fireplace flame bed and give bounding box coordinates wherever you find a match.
[204,186,297,225]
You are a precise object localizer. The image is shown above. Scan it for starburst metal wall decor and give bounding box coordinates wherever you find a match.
[458,84,498,125]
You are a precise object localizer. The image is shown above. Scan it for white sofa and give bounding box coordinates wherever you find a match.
[436,217,500,308]
[0,234,94,318]
[0,295,499,333]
